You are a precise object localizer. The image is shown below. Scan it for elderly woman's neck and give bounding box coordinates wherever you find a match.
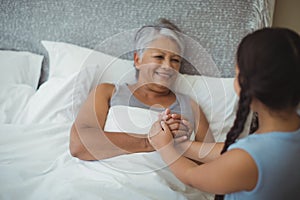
[129,83,173,98]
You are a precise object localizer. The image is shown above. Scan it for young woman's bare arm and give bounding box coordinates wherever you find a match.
[175,140,224,163]
[162,99,220,163]
[172,99,221,163]
[149,121,258,194]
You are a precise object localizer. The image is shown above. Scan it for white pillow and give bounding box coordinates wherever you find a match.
[0,50,44,89]
[13,67,97,124]
[175,75,251,141]
[14,41,134,124]
[17,41,250,142]
[41,40,135,82]
[0,84,35,124]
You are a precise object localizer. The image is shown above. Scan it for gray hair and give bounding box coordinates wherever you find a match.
[134,19,184,60]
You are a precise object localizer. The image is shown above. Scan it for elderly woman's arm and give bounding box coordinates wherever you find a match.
[69,83,153,161]
[190,99,215,142]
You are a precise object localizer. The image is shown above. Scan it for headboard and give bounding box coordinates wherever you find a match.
[0,0,275,84]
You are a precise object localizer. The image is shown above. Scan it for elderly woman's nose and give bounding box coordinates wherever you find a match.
[161,59,172,69]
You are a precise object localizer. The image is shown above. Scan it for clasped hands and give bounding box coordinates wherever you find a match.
[148,108,193,150]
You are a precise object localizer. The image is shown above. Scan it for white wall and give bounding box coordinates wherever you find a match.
[272,0,300,34]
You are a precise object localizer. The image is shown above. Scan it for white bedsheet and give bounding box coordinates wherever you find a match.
[104,105,161,134]
[0,106,213,200]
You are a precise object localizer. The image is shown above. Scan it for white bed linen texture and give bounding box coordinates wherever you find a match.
[0,50,43,124]
[0,50,44,89]
[0,42,250,200]
[0,113,213,200]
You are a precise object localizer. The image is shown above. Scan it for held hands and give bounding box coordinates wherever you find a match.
[148,108,193,150]
[160,108,193,142]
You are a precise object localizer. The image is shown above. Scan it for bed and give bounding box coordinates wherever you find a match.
[0,0,275,199]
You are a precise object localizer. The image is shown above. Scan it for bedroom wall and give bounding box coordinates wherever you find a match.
[272,0,300,33]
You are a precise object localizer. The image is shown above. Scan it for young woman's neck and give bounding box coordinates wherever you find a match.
[255,107,300,134]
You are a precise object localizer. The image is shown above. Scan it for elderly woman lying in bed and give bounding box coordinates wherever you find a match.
[69,19,214,161]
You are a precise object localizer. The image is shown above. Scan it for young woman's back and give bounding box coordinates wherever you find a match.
[222,27,300,199]
[225,129,300,199]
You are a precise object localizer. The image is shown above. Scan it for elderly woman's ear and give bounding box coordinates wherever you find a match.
[134,52,141,69]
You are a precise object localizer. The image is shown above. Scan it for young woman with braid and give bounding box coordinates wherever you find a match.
[148,27,300,199]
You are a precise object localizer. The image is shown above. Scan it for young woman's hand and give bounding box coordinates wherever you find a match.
[148,120,174,150]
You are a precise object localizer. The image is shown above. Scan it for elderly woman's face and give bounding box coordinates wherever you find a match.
[135,37,182,88]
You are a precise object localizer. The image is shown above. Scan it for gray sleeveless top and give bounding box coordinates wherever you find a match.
[110,84,195,126]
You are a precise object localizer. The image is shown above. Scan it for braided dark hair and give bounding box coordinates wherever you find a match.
[214,66,252,200]
[221,88,252,154]
[215,27,300,200]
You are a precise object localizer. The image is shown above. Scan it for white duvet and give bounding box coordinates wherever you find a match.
[0,106,213,200]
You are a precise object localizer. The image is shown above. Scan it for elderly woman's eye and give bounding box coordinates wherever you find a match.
[154,55,164,59]
[172,59,180,63]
